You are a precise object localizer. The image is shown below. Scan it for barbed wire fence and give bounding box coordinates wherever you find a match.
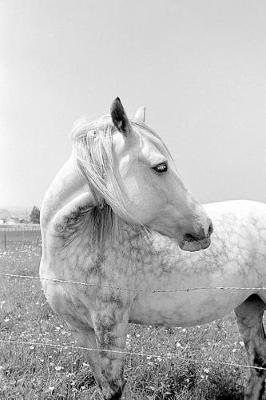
[0,270,266,373]
[1,230,266,400]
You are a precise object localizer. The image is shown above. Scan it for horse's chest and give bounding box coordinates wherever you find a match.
[42,231,135,317]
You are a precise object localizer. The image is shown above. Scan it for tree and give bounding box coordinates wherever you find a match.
[30,206,40,224]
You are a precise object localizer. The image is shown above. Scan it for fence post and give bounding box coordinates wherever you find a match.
[4,230,7,250]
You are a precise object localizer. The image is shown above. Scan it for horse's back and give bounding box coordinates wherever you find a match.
[204,199,266,240]
[205,199,266,216]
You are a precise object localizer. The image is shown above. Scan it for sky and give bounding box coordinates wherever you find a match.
[1,0,266,210]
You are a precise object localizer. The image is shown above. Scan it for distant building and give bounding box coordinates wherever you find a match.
[0,209,30,225]
[6,216,20,225]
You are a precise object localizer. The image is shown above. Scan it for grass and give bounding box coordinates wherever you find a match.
[0,235,261,399]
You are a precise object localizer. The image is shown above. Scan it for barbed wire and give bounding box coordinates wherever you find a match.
[0,337,265,372]
[0,271,265,293]
[1,271,266,375]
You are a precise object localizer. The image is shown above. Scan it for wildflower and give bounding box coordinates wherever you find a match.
[55,366,63,371]
[0,300,6,309]
[48,387,54,394]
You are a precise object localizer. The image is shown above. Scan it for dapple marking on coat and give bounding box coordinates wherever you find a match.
[40,98,266,400]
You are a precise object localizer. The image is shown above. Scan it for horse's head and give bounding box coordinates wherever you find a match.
[73,98,212,251]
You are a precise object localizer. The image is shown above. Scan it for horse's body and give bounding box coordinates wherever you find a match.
[42,197,266,327]
[40,99,266,400]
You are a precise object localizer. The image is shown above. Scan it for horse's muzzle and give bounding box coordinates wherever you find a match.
[179,220,213,252]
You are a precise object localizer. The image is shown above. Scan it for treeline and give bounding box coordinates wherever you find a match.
[29,206,40,224]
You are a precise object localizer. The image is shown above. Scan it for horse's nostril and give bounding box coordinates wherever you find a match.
[184,221,213,243]
[183,233,198,242]
[208,222,213,236]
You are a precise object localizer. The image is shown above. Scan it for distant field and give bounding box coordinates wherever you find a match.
[0,235,259,399]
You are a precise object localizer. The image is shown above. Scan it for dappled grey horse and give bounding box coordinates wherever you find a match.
[40,98,266,400]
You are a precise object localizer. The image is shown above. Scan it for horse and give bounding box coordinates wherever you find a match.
[40,98,266,400]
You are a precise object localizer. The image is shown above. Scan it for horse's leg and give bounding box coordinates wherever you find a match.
[75,327,118,398]
[76,309,129,400]
[235,294,266,400]
[91,307,129,400]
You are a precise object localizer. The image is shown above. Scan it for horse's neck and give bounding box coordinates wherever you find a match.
[41,155,147,249]
[41,154,88,226]
[41,154,160,258]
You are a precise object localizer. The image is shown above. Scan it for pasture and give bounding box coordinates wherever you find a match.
[0,234,260,399]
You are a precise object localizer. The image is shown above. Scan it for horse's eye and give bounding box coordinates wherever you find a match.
[152,162,168,173]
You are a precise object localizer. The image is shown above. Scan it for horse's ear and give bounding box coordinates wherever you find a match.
[134,106,146,123]
[110,97,131,136]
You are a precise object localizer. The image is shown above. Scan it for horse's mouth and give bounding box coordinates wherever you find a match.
[179,236,211,252]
